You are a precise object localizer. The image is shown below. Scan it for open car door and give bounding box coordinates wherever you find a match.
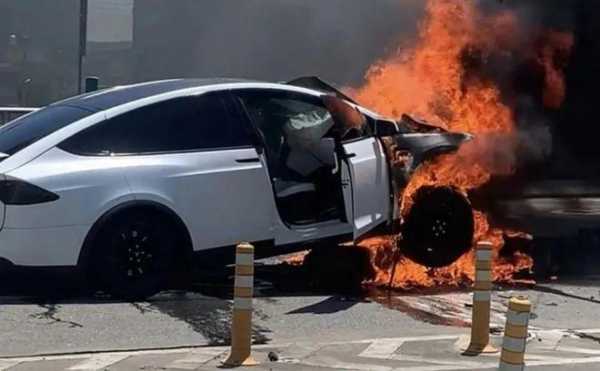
[341,137,391,238]
[322,95,391,238]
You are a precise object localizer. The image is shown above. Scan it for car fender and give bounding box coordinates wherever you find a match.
[77,199,193,268]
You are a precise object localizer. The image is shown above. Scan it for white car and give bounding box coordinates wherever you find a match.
[0,78,472,298]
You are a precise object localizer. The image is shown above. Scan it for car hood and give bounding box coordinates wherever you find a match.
[390,114,473,171]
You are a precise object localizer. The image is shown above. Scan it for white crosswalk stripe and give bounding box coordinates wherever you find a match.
[166,348,227,369]
[0,360,20,371]
[359,338,405,359]
[68,354,131,370]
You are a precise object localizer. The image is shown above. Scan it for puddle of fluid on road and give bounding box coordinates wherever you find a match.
[366,287,473,327]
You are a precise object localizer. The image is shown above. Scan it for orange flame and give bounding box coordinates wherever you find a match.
[352,0,571,289]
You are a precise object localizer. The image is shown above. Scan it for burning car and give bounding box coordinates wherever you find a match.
[0,77,472,298]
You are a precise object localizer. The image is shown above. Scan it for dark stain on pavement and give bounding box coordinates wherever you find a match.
[30,303,84,328]
[148,293,271,346]
[286,296,363,314]
[371,291,471,328]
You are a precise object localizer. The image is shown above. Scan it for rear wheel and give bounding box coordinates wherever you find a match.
[91,210,178,300]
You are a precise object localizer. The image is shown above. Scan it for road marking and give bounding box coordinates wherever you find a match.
[391,354,492,369]
[333,334,460,346]
[303,357,392,371]
[393,355,600,371]
[1,331,600,371]
[1,347,222,364]
[571,328,600,334]
[359,338,405,359]
[528,355,600,368]
[166,348,227,369]
[68,354,130,370]
[397,365,488,371]
[0,360,20,371]
[556,346,600,355]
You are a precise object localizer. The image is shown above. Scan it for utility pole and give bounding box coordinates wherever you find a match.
[78,0,88,94]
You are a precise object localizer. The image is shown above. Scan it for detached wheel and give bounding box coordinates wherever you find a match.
[92,210,177,300]
[401,186,474,267]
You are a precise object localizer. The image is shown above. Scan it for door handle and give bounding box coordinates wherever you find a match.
[235,157,260,163]
[344,153,357,159]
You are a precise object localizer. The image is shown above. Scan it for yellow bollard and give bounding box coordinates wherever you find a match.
[223,243,258,367]
[499,296,531,371]
[464,241,498,355]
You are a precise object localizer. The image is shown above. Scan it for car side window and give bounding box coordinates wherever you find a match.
[236,90,335,158]
[234,89,340,178]
[59,93,252,155]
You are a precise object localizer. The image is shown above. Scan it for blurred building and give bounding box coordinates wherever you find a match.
[0,0,79,106]
[0,0,417,106]
[0,0,134,107]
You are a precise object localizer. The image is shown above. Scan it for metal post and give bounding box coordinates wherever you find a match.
[77,0,88,94]
[499,296,531,370]
[224,243,258,367]
[463,241,498,355]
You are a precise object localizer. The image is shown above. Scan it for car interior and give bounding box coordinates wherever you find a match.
[238,92,347,226]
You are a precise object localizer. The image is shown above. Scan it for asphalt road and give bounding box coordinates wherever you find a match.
[0,259,599,370]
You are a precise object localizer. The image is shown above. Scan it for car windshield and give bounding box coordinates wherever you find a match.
[0,105,94,157]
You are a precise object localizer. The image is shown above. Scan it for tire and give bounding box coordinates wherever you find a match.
[401,186,474,268]
[91,210,178,300]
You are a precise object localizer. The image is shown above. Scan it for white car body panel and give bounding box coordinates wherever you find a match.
[122,147,276,250]
[342,137,391,238]
[0,80,394,267]
[5,148,134,229]
[273,219,353,246]
[0,226,88,266]
[1,147,135,266]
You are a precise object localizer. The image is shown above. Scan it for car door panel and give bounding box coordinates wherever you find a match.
[124,147,275,250]
[342,137,390,238]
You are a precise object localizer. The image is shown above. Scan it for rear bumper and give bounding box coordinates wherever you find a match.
[0,225,89,266]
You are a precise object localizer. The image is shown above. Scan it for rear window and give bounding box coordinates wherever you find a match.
[0,106,94,156]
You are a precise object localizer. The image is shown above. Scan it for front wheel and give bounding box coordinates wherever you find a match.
[401,186,474,268]
[91,210,178,300]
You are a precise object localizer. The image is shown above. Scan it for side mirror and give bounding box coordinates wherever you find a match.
[375,120,400,137]
[316,137,337,167]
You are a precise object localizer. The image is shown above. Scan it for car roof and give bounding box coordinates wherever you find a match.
[48,78,384,120]
[53,78,256,112]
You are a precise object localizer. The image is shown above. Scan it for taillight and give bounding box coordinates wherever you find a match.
[0,178,59,205]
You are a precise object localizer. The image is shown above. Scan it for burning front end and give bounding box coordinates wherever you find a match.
[379,114,475,268]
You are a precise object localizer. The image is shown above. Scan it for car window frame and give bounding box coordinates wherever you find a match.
[58,92,256,157]
[230,88,339,148]
[0,105,96,157]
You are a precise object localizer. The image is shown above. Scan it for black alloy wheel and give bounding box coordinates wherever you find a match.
[401,186,474,268]
[93,210,177,300]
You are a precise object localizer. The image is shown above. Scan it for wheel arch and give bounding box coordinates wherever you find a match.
[77,200,194,269]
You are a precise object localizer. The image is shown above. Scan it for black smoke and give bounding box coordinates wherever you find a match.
[132,0,425,86]
[472,0,600,179]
